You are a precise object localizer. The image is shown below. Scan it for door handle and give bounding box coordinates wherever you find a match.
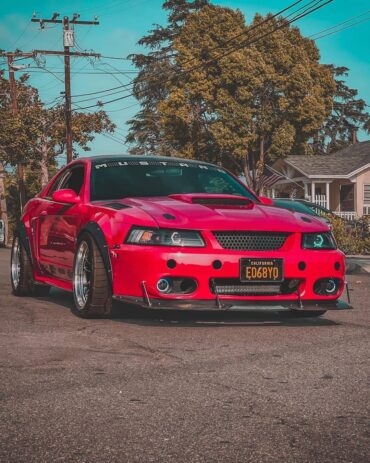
[40,211,47,216]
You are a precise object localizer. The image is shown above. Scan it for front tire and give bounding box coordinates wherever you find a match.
[10,235,50,297]
[72,233,112,318]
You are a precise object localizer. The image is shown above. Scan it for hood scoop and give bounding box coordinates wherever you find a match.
[104,202,130,210]
[169,194,254,210]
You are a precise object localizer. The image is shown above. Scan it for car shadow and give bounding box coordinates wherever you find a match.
[39,288,339,328]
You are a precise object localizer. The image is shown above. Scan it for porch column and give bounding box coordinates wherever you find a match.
[311,181,316,202]
[271,188,276,198]
[325,182,330,209]
[303,183,308,199]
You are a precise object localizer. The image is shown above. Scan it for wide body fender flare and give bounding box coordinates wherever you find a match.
[78,221,113,289]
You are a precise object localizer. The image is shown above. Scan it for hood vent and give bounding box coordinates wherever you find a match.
[105,202,130,210]
[192,197,253,209]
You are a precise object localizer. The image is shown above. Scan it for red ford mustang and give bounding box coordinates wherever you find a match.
[10,155,351,318]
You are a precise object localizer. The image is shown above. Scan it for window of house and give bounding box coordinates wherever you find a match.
[363,184,370,215]
[364,184,370,204]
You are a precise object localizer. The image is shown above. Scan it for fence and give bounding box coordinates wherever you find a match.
[305,194,327,208]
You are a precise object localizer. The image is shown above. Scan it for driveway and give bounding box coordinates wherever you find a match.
[0,248,369,462]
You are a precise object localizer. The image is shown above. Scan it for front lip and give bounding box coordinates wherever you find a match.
[113,296,353,312]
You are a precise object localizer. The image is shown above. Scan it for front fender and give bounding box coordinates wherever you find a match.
[78,222,113,288]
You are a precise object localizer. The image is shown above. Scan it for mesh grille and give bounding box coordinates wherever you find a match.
[213,231,289,250]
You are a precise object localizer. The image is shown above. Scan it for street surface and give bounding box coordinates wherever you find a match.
[0,247,369,463]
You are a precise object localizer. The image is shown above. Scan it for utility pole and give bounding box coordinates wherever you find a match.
[31,13,99,163]
[63,16,73,163]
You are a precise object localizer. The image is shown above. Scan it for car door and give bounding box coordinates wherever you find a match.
[38,164,85,280]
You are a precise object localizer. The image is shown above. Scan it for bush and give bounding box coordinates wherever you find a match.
[330,215,370,255]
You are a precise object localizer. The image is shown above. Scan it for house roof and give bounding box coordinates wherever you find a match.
[280,141,370,178]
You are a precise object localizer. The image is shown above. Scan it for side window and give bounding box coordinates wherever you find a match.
[59,166,85,195]
[47,172,65,198]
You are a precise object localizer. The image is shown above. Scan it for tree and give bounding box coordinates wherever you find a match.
[312,66,370,155]
[126,0,210,154]
[153,5,336,190]
[0,72,115,243]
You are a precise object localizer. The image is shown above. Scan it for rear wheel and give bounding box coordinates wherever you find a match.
[10,235,50,297]
[72,233,112,318]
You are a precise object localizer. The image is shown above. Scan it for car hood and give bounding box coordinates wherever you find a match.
[96,194,329,233]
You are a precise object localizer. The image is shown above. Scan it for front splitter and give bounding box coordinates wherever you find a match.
[112,296,352,312]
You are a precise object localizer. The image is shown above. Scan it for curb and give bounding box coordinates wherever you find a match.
[346,257,370,275]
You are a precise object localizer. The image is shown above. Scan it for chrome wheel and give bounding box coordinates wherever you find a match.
[11,237,21,288]
[74,241,92,309]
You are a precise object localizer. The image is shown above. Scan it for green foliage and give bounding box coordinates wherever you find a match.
[0,71,115,230]
[313,66,370,155]
[127,1,336,190]
[330,215,370,255]
[127,0,210,155]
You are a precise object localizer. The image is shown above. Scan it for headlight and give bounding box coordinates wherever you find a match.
[302,232,336,250]
[125,228,205,247]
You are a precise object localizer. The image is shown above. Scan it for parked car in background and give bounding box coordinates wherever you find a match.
[294,199,338,220]
[0,219,5,247]
[272,199,331,225]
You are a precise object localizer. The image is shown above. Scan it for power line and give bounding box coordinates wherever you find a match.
[73,0,332,109]
[68,0,311,101]
[31,13,100,163]
[311,15,370,40]
[74,0,333,111]
[309,9,370,38]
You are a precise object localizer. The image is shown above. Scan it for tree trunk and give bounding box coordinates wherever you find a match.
[0,162,9,246]
[259,136,265,164]
[39,139,49,188]
[242,156,254,190]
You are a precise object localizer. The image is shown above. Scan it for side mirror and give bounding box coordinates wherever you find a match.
[259,196,274,206]
[52,189,80,204]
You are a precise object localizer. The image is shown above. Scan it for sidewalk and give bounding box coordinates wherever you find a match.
[346,256,370,274]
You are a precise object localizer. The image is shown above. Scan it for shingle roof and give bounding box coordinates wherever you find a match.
[282,141,370,177]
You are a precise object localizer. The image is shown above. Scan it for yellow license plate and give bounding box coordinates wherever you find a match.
[240,258,283,282]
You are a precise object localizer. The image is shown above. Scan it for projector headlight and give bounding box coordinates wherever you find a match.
[302,232,336,250]
[125,228,205,247]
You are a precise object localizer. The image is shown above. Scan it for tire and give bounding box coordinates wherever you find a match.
[10,234,50,297]
[72,232,112,318]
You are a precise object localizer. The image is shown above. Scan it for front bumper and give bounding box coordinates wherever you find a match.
[110,243,347,303]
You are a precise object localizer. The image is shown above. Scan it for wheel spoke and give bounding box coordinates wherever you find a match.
[74,241,92,309]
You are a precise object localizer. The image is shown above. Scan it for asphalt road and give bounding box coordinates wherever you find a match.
[0,248,369,463]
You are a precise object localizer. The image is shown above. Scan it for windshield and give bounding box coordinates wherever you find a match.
[90,160,256,201]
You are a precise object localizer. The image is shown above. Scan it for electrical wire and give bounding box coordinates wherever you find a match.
[69,0,310,100]
[80,0,331,106]
[74,0,333,111]
[309,9,370,38]
[312,15,370,40]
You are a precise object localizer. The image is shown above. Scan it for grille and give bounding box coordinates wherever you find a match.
[213,231,289,251]
[210,278,301,296]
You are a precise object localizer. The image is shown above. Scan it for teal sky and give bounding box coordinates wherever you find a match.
[1,0,369,161]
